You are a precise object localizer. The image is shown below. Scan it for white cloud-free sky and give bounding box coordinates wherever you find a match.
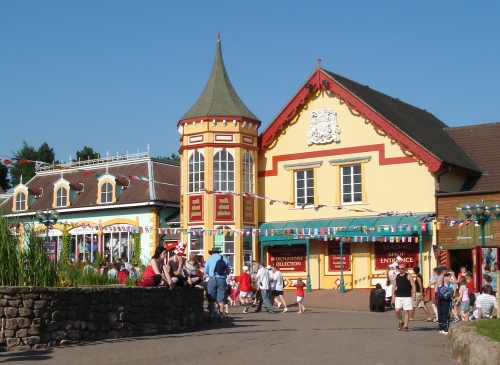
[1,1,499,162]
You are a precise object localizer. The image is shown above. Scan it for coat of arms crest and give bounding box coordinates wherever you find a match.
[307,107,340,145]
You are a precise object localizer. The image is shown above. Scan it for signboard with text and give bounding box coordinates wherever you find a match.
[268,245,306,272]
[188,195,203,222]
[243,197,254,223]
[374,241,419,270]
[328,242,351,271]
[214,194,234,221]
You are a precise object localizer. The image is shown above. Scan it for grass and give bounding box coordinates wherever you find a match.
[470,318,500,342]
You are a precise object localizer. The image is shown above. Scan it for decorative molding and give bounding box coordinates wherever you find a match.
[329,156,372,165]
[188,135,204,144]
[259,69,443,173]
[283,161,323,170]
[214,134,234,142]
[307,107,340,145]
[258,144,415,177]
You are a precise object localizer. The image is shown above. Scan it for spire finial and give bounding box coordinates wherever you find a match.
[218,30,220,42]
[317,58,322,69]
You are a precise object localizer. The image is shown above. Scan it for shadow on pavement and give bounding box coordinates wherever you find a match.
[0,349,54,363]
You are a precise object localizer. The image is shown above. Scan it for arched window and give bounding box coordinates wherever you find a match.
[56,187,68,207]
[15,192,26,211]
[101,182,113,203]
[213,150,234,191]
[188,151,204,193]
[214,225,234,274]
[242,152,254,193]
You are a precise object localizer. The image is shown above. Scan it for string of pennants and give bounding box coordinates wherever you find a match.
[0,156,56,169]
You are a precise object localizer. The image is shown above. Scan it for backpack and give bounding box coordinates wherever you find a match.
[438,284,452,300]
[214,256,228,276]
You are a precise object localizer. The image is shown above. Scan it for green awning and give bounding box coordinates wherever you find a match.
[258,214,432,244]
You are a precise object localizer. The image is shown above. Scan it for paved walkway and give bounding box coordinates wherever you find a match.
[0,290,458,365]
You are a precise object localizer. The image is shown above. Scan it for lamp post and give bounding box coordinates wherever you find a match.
[461,201,500,246]
[35,209,60,259]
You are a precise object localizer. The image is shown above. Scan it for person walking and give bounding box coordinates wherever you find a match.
[295,278,306,313]
[238,265,253,313]
[435,266,458,335]
[255,262,275,313]
[271,265,288,313]
[204,246,230,322]
[391,263,416,331]
[410,266,432,321]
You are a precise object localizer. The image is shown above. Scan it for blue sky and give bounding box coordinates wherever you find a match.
[1,1,500,163]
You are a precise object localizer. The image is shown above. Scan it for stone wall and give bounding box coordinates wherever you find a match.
[448,321,500,365]
[0,286,204,351]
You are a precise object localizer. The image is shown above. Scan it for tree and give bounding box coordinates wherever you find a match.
[75,146,100,162]
[0,164,10,191]
[156,153,180,162]
[10,140,56,186]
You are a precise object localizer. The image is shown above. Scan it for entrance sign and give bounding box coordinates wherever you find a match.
[374,241,419,270]
[268,245,306,272]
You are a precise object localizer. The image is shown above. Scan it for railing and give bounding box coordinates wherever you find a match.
[37,151,150,171]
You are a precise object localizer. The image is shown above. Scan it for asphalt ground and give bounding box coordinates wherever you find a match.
[0,290,458,365]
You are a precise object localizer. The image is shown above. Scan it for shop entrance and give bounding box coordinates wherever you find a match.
[448,249,473,275]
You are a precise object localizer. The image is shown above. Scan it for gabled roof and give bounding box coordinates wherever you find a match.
[259,68,481,174]
[1,158,180,215]
[445,122,500,191]
[180,39,260,123]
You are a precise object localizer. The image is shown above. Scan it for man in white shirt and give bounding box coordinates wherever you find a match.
[255,263,275,313]
[271,266,288,313]
[471,285,497,320]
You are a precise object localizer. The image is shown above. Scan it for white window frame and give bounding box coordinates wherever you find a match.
[56,187,68,207]
[213,150,234,191]
[188,227,204,257]
[242,152,254,193]
[294,169,314,208]
[215,225,235,274]
[341,164,362,204]
[15,192,26,211]
[101,182,113,203]
[188,151,205,193]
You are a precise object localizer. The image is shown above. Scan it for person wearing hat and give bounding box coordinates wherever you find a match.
[435,266,459,335]
[167,242,187,287]
[255,262,275,313]
[204,246,230,322]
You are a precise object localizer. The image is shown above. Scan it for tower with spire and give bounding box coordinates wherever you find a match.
[178,37,261,273]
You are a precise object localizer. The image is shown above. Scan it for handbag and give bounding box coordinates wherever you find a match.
[438,285,452,300]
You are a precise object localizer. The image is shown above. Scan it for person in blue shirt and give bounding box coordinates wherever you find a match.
[204,246,229,323]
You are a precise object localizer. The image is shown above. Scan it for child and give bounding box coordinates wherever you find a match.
[231,277,239,305]
[294,278,306,314]
[457,277,470,321]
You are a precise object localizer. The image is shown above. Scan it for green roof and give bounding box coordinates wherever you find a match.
[180,40,260,122]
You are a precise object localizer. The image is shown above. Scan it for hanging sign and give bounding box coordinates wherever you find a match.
[268,245,306,272]
[328,242,351,271]
[214,194,234,221]
[188,195,203,222]
[374,241,419,270]
[243,196,254,223]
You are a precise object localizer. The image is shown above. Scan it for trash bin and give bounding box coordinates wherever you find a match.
[370,286,386,312]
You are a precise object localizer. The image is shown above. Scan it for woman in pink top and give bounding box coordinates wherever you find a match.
[457,277,470,321]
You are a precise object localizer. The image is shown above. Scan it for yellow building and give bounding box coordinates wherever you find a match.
[179,40,481,291]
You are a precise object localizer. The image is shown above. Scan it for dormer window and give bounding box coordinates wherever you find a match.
[101,182,113,203]
[15,192,26,211]
[56,187,68,207]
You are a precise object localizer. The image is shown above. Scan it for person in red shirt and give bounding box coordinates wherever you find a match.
[238,266,253,313]
[118,263,130,284]
[294,278,306,313]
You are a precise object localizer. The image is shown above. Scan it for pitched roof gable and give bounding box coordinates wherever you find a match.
[180,40,260,123]
[445,122,500,191]
[259,68,481,174]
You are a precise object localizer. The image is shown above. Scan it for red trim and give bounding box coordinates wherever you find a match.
[180,143,259,152]
[258,144,415,177]
[259,69,443,173]
[178,116,261,127]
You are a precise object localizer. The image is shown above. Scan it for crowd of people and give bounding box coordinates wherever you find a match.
[389,259,497,335]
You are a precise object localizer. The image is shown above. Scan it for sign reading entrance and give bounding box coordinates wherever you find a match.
[214,194,234,221]
[268,245,306,272]
[374,241,419,270]
[188,195,203,222]
[328,242,351,271]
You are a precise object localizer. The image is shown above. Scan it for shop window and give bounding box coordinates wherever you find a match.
[56,187,68,207]
[188,151,205,193]
[295,169,314,207]
[189,227,204,257]
[341,164,362,204]
[100,182,113,203]
[15,192,26,211]
[213,150,234,191]
[214,225,234,274]
[242,152,254,193]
